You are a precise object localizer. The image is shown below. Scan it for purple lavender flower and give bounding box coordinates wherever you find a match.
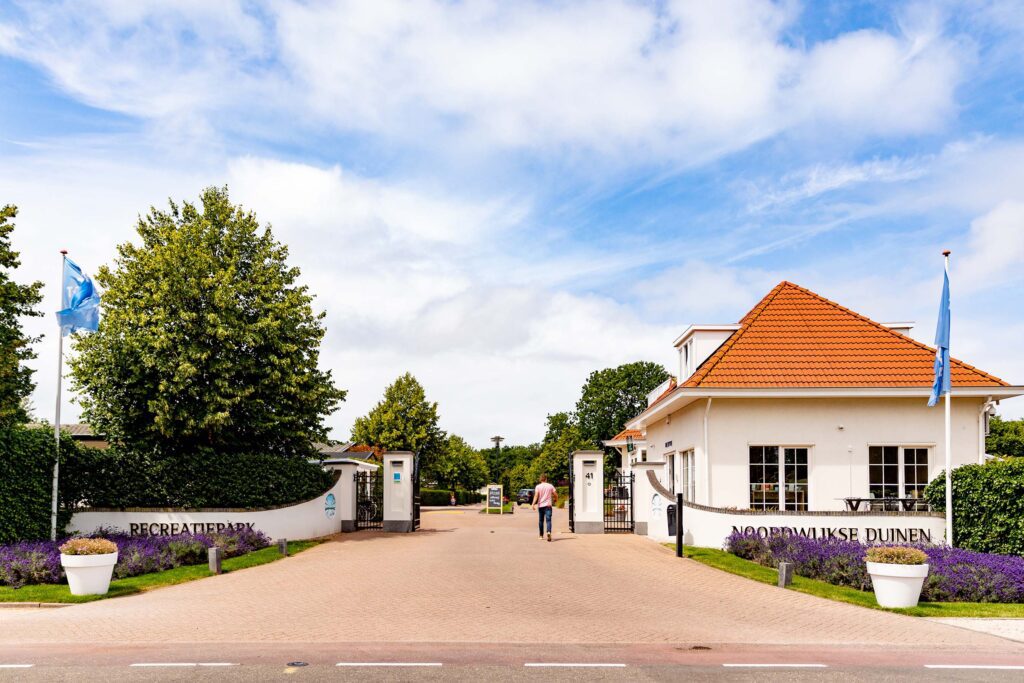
[1,526,270,587]
[725,529,1024,603]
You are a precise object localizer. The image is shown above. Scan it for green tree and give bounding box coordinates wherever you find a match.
[987,415,1024,459]
[69,187,345,456]
[352,372,446,467]
[484,442,541,484]
[543,411,575,445]
[0,205,43,427]
[428,434,489,491]
[575,361,670,444]
[529,413,593,485]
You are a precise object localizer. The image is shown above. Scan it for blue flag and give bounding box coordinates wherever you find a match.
[55,258,100,335]
[928,268,951,407]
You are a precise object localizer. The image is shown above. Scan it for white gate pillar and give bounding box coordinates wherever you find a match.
[572,450,604,534]
[337,462,360,533]
[383,451,415,532]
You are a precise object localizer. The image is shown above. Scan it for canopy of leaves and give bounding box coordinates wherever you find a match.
[69,187,345,457]
[925,458,1024,555]
[426,434,489,491]
[529,413,594,485]
[575,361,670,444]
[351,372,446,467]
[987,415,1024,459]
[484,442,540,483]
[0,205,43,427]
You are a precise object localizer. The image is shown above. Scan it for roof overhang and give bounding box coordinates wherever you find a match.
[672,324,742,348]
[627,386,1024,430]
[603,437,647,448]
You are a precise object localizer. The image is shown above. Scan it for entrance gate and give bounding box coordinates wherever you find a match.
[604,471,634,533]
[567,463,575,533]
[412,454,421,530]
[355,470,383,530]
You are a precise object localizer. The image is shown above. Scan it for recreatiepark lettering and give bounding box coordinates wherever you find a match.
[128,522,256,536]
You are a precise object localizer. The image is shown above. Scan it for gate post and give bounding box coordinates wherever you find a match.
[337,462,360,533]
[383,451,415,532]
[631,462,661,536]
[571,450,604,534]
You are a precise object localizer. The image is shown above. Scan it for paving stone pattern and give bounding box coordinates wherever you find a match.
[0,506,1018,649]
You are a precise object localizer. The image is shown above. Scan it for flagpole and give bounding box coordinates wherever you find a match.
[943,250,952,547]
[50,250,67,542]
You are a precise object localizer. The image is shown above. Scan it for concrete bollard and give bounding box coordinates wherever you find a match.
[276,538,288,556]
[208,546,223,575]
[778,561,794,588]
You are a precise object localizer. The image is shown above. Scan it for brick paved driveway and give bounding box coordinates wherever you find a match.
[0,506,1019,649]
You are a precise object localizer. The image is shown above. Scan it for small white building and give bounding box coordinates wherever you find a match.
[613,281,1021,544]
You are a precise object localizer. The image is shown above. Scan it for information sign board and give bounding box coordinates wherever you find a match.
[487,485,503,514]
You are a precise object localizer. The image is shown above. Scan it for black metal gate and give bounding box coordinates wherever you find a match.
[355,470,383,530]
[604,471,634,533]
[412,453,421,530]
[567,462,575,533]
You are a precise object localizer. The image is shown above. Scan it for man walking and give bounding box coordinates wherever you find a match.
[531,475,558,542]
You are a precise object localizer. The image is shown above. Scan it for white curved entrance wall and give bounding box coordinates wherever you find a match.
[67,473,349,541]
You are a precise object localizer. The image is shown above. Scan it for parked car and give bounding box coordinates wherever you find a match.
[516,488,534,505]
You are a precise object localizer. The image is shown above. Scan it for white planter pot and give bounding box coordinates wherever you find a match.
[61,552,118,596]
[867,561,928,608]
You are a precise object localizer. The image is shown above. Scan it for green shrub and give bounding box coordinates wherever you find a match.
[925,459,1024,555]
[865,547,928,564]
[63,447,335,509]
[420,488,484,506]
[0,427,85,543]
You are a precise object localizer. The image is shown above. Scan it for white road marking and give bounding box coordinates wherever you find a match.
[925,665,1024,670]
[0,665,33,669]
[525,663,627,668]
[723,663,828,668]
[335,663,442,667]
[130,663,238,667]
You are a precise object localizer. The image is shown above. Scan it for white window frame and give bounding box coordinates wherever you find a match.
[867,443,932,502]
[680,449,696,502]
[665,451,676,495]
[748,444,812,511]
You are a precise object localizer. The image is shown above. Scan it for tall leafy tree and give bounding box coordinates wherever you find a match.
[0,205,43,427]
[575,361,670,443]
[351,372,446,466]
[69,187,345,456]
[427,434,489,491]
[529,412,592,485]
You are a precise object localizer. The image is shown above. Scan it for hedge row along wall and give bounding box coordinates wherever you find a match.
[925,458,1024,555]
[1,428,336,543]
[0,427,82,544]
[420,489,485,506]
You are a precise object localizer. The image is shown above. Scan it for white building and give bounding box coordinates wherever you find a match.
[606,281,1021,544]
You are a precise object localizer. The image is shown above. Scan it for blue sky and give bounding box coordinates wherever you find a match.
[2,0,1023,444]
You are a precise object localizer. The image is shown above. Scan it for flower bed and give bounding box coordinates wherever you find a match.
[0,527,269,588]
[725,530,1024,603]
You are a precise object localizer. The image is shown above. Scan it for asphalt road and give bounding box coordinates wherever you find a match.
[2,642,1024,681]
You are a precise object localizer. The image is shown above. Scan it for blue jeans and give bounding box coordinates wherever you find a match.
[538,506,552,535]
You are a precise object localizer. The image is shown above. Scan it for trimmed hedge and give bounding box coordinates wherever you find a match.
[0,427,84,544]
[63,447,335,510]
[925,458,1024,555]
[421,489,485,506]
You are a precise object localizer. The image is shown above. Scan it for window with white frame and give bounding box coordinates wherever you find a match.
[749,446,809,511]
[680,449,696,502]
[666,452,676,495]
[869,445,929,506]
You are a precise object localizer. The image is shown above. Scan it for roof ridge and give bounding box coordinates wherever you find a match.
[683,281,789,388]
[780,281,1009,386]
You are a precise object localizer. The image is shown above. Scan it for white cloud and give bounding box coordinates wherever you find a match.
[0,0,968,163]
[958,200,1024,290]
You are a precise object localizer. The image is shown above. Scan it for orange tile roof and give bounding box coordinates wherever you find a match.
[609,428,645,442]
[682,281,1008,388]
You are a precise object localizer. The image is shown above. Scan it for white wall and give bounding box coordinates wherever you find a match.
[645,500,946,548]
[645,396,984,511]
[69,474,347,540]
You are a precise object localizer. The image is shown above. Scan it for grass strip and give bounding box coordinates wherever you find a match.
[673,545,1024,618]
[480,503,514,514]
[0,540,321,604]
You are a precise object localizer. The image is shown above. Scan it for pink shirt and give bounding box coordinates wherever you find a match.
[534,482,556,508]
